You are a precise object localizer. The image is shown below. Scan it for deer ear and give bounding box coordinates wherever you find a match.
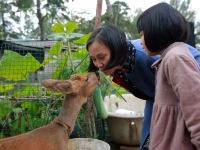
[42,79,72,93]
[41,73,89,94]
[62,80,83,94]
[41,79,58,88]
[55,81,73,94]
[70,73,88,81]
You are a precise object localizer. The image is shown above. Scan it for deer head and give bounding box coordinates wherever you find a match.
[41,72,99,97]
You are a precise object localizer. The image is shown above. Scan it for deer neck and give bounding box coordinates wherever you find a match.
[56,94,85,134]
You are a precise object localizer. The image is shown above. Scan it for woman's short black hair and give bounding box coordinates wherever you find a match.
[137,2,189,52]
[86,25,129,72]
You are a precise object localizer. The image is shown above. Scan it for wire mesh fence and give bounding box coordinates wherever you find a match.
[0,40,57,138]
[0,40,105,140]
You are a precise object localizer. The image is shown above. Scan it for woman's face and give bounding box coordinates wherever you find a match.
[140,32,156,56]
[88,41,121,75]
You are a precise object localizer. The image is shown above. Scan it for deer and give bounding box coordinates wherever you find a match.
[0,72,99,150]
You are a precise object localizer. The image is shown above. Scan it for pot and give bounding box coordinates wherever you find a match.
[106,114,143,145]
[104,94,145,146]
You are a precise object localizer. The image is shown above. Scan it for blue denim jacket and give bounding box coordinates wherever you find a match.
[130,39,200,149]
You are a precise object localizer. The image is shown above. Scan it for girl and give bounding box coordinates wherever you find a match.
[137,2,200,150]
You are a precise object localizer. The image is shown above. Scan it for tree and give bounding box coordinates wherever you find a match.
[105,0,113,23]
[170,0,195,22]
[0,0,73,40]
[0,1,6,40]
[33,0,72,40]
[102,1,142,39]
[0,0,23,40]
[95,0,103,29]
[170,0,200,47]
[195,21,200,48]
[36,0,45,40]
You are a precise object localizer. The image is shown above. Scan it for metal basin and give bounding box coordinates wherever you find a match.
[106,114,143,145]
[104,94,145,146]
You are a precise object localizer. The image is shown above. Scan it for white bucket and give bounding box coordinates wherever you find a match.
[68,138,110,150]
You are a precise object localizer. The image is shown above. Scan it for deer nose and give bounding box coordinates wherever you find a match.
[87,72,99,83]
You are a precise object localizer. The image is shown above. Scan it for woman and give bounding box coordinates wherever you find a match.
[137,2,200,150]
[86,24,200,149]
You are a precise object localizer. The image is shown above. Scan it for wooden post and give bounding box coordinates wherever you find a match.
[95,0,103,29]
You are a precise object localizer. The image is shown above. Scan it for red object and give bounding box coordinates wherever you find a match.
[112,74,132,92]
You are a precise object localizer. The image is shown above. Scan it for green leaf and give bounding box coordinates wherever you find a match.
[65,22,79,34]
[13,85,40,97]
[0,100,13,119]
[0,132,5,138]
[51,22,65,33]
[19,115,26,133]
[68,33,83,40]
[42,41,63,66]
[16,0,34,10]
[12,108,23,113]
[0,84,14,92]
[72,48,87,59]
[20,101,39,116]
[73,33,91,45]
[93,87,108,119]
[0,50,41,81]
[32,118,47,128]
[10,119,20,134]
[111,82,126,94]
[49,41,63,57]
[47,33,65,40]
[42,56,53,66]
[10,115,26,134]
[52,57,68,79]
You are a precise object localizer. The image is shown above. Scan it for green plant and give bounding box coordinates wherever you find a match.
[0,21,126,140]
[45,21,91,79]
[0,21,94,138]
